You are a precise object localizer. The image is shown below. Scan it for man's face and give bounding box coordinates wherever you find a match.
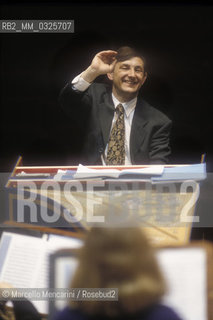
[108,56,147,101]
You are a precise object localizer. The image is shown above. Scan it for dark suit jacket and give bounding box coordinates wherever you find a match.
[59,82,172,165]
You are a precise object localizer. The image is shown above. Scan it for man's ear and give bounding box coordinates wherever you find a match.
[142,72,148,85]
[107,72,114,81]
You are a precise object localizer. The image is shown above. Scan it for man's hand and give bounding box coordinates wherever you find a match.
[90,50,117,74]
[81,50,117,83]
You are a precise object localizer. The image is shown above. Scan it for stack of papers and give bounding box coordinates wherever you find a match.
[73,164,164,179]
[151,163,206,182]
[53,163,206,182]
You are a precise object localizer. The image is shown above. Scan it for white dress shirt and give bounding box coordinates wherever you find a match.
[72,74,138,165]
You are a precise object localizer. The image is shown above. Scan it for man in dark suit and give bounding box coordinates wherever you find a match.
[60,46,172,165]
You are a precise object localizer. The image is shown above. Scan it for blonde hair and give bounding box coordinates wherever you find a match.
[70,227,166,317]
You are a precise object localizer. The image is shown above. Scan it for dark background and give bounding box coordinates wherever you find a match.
[1,1,213,171]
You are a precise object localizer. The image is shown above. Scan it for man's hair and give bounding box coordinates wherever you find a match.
[116,46,147,72]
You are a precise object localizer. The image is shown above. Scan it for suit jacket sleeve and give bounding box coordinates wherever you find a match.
[59,82,108,164]
[149,117,172,164]
[59,82,92,121]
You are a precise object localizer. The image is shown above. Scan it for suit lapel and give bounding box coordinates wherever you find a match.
[99,91,115,147]
[130,98,149,159]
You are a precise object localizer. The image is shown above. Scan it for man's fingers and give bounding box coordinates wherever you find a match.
[97,50,117,64]
[109,59,117,72]
[97,50,117,56]
[90,50,117,75]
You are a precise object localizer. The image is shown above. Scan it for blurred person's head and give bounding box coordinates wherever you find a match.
[70,227,166,317]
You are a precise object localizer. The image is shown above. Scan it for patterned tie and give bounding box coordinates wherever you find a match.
[106,103,125,165]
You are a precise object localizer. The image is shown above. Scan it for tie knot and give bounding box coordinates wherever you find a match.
[116,103,124,115]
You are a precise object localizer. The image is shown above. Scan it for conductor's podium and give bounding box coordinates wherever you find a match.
[5,156,206,245]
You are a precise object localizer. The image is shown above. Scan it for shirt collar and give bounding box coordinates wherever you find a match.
[111,93,137,118]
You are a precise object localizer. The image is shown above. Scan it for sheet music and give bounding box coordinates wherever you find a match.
[0,233,44,288]
[0,232,83,314]
[35,235,82,288]
[157,247,207,320]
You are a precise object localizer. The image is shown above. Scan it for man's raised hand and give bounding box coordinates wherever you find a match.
[91,50,117,74]
[81,50,117,83]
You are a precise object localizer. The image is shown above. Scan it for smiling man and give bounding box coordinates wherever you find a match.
[107,54,147,103]
[60,46,172,165]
